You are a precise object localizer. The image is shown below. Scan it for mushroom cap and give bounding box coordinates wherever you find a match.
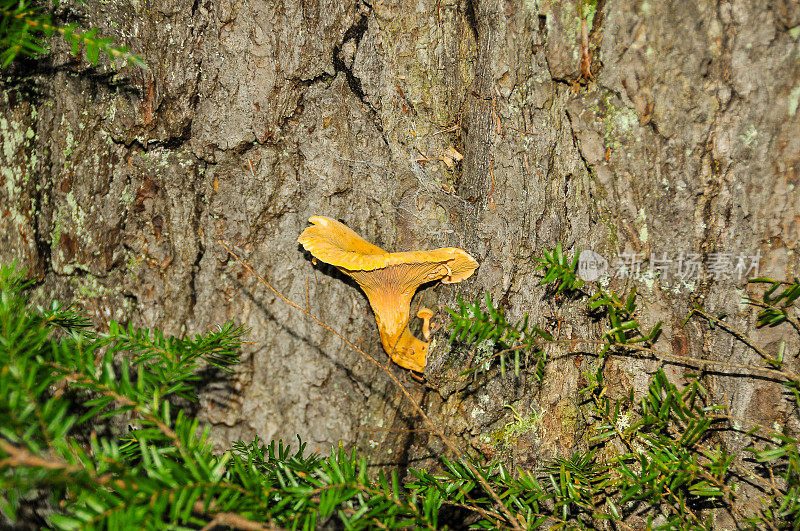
[298,216,479,283]
[416,307,434,320]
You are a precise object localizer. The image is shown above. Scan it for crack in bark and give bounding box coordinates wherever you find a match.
[563,105,590,174]
[533,139,558,237]
[106,116,194,152]
[32,155,54,279]
[537,13,547,40]
[691,0,737,308]
[464,0,480,45]
[120,290,139,309]
[586,0,606,81]
[458,0,499,204]
[331,7,389,148]
[238,4,389,154]
[562,104,588,230]
[189,162,207,318]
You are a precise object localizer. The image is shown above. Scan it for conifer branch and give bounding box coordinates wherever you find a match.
[3,243,800,529]
[1,0,145,68]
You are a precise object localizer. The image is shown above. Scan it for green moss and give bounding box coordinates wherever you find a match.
[126,250,144,281]
[65,191,88,234]
[597,93,640,150]
[119,182,134,206]
[71,274,113,299]
[636,207,649,243]
[473,338,496,371]
[739,124,758,147]
[51,210,63,249]
[788,81,800,117]
[490,404,541,448]
[555,398,578,435]
[63,124,75,158]
[579,0,598,31]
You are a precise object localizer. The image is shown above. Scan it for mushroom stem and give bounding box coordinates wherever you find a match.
[358,283,429,372]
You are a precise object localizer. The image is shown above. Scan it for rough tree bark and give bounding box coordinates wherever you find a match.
[2,0,799,519]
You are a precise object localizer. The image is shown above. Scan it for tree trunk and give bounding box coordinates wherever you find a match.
[2,0,799,507]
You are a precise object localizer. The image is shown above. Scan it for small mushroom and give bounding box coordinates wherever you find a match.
[417,307,434,341]
[298,216,478,372]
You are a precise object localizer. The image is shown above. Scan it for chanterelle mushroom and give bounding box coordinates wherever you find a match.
[298,216,478,372]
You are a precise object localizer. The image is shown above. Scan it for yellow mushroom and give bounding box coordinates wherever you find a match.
[298,216,478,372]
[417,307,435,341]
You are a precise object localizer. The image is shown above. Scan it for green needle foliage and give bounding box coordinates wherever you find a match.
[448,245,661,379]
[745,277,800,329]
[0,263,249,528]
[446,245,800,528]
[3,247,800,529]
[1,0,144,68]
[534,242,584,294]
[447,293,551,379]
[0,262,552,530]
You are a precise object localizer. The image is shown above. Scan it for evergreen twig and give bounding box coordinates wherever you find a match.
[1,0,145,68]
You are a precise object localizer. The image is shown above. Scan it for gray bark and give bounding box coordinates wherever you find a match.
[2,0,799,507]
